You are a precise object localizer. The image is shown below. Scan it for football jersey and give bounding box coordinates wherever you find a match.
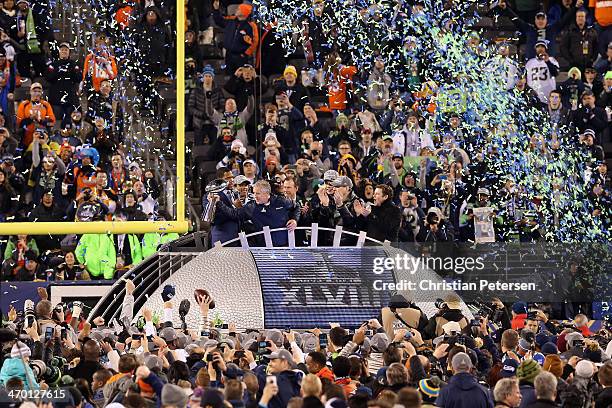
[525,57,559,103]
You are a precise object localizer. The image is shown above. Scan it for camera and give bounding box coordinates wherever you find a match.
[526,311,538,320]
[24,300,35,329]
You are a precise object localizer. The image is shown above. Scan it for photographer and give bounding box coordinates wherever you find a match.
[423,294,469,340]
[65,186,109,222]
[397,188,425,242]
[381,294,428,338]
[416,207,454,242]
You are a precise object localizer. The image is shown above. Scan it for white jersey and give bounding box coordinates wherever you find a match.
[525,57,559,103]
[485,56,518,90]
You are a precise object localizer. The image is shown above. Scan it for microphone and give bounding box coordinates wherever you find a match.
[179,299,190,332]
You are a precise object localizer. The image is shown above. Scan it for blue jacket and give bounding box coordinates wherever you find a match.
[254,366,302,408]
[216,195,300,246]
[504,5,576,59]
[212,11,257,57]
[519,382,537,408]
[435,372,493,408]
[203,190,240,245]
[0,358,40,390]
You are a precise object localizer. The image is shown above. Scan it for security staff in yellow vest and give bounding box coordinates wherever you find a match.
[423,293,469,339]
[381,294,428,339]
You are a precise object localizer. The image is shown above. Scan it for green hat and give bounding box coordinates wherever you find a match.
[517,359,541,383]
[605,71,612,81]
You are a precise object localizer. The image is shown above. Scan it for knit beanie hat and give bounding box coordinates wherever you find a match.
[575,360,594,378]
[543,354,563,378]
[517,359,541,383]
[11,342,31,358]
[202,64,215,78]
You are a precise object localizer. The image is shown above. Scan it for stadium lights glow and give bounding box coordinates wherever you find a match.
[0,1,188,236]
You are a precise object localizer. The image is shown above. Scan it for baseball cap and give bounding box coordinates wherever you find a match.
[332,175,353,189]
[512,301,528,314]
[381,134,393,141]
[575,360,594,378]
[477,187,490,196]
[323,169,339,182]
[234,175,251,185]
[605,71,612,80]
[535,11,546,18]
[59,42,71,49]
[267,349,296,368]
[541,342,559,355]
[243,159,256,167]
[392,153,403,159]
[159,327,178,342]
[500,358,519,378]
[30,82,43,90]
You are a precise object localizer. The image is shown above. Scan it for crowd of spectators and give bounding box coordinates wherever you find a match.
[0,0,179,279]
[0,285,611,408]
[191,0,610,252]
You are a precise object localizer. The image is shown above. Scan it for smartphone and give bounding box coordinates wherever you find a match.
[200,331,210,338]
[266,375,277,387]
[219,323,229,330]
[365,330,374,336]
[319,333,328,347]
[61,328,67,340]
[131,333,143,340]
[234,350,246,358]
[45,327,54,342]
[439,174,448,181]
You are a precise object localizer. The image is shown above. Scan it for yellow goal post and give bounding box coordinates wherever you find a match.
[0,1,188,236]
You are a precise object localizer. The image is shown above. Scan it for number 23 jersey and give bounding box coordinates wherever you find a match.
[525,57,559,104]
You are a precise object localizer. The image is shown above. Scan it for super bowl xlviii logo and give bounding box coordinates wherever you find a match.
[279,279,384,307]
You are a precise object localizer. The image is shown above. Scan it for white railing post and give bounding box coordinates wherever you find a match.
[263,226,273,248]
[310,223,319,248]
[288,229,296,249]
[239,232,250,249]
[333,226,343,247]
[356,231,367,247]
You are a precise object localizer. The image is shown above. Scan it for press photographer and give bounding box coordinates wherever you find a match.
[423,294,469,340]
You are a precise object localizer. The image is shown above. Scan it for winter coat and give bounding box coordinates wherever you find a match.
[75,233,116,279]
[559,23,598,70]
[206,95,254,147]
[0,184,17,220]
[525,399,559,408]
[255,368,303,408]
[356,199,402,243]
[212,11,258,57]
[141,232,179,258]
[134,7,171,73]
[435,372,494,408]
[216,194,300,246]
[44,58,81,106]
[188,85,225,130]
[203,189,240,245]
[367,66,392,111]
[0,358,40,389]
[519,382,537,408]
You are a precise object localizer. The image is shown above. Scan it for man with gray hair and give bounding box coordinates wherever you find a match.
[215,180,299,246]
[526,371,558,408]
[436,352,494,408]
[494,378,522,408]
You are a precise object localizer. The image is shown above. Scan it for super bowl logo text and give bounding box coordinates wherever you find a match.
[279,278,384,307]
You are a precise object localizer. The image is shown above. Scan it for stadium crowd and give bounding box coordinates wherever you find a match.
[0,0,178,279]
[0,0,611,406]
[0,284,611,408]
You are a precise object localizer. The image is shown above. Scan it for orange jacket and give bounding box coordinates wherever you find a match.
[511,313,527,330]
[316,366,335,382]
[83,53,118,92]
[335,377,357,398]
[16,99,56,147]
[328,65,357,111]
[590,0,612,27]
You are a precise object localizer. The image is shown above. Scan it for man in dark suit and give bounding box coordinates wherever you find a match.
[202,167,239,245]
[215,180,299,246]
